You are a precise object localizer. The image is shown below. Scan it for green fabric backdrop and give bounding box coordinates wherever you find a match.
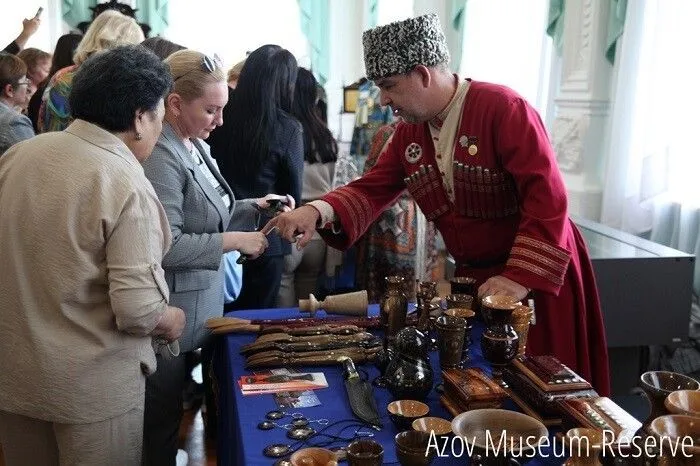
[298,0,330,86]
[605,0,627,64]
[62,0,168,36]
[546,0,565,53]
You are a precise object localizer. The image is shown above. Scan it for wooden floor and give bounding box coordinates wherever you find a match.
[180,405,217,466]
[179,364,217,466]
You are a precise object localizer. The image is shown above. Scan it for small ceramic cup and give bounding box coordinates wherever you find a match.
[434,315,466,369]
[346,439,384,466]
[412,416,452,438]
[395,430,435,466]
[387,400,430,431]
[290,447,338,466]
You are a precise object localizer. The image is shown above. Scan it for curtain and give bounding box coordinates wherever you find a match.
[447,0,466,73]
[62,0,98,28]
[135,0,168,37]
[601,0,700,311]
[298,0,330,86]
[366,0,379,29]
[605,0,627,64]
[546,0,564,53]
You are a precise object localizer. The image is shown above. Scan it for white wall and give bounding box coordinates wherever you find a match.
[165,0,310,73]
[1,0,61,54]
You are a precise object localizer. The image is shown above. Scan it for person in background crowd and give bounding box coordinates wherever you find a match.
[3,15,41,54]
[26,33,82,132]
[0,53,34,155]
[278,68,338,307]
[141,36,186,60]
[0,44,184,466]
[38,9,144,133]
[16,47,51,98]
[209,44,303,311]
[141,49,290,464]
[227,58,246,89]
[265,14,611,395]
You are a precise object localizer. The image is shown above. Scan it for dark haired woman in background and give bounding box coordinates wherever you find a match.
[141,36,185,60]
[209,44,303,310]
[277,68,338,307]
[26,33,82,132]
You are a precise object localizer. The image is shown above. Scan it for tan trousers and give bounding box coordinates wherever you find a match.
[0,403,144,466]
[278,238,327,308]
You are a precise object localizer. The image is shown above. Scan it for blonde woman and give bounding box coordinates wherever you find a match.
[141,49,291,464]
[37,9,144,132]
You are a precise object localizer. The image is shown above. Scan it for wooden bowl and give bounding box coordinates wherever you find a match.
[481,295,520,310]
[394,430,435,466]
[641,371,700,397]
[412,416,452,437]
[443,308,476,320]
[387,400,429,430]
[451,409,547,458]
[649,415,700,455]
[665,390,700,417]
[290,447,339,466]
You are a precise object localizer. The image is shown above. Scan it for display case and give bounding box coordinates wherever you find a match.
[574,216,695,348]
[446,217,695,347]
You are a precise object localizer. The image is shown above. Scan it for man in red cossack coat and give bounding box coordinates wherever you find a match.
[266,13,610,395]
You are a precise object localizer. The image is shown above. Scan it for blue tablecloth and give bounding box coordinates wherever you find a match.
[215,305,565,465]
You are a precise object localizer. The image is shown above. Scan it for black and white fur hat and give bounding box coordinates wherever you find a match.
[362,13,450,81]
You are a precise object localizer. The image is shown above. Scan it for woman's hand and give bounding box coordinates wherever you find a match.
[224,231,268,258]
[255,194,295,212]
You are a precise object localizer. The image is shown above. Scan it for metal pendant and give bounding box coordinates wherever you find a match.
[257,420,275,430]
[263,444,291,458]
[266,410,284,420]
[290,418,309,427]
[287,426,315,440]
[273,459,292,466]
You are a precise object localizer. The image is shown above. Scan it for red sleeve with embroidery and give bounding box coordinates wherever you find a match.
[496,97,571,295]
[318,129,406,250]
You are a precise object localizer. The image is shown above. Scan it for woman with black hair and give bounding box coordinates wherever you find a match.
[277,68,338,307]
[209,44,303,310]
[0,45,184,466]
[26,33,82,132]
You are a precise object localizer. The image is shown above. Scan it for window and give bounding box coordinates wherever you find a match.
[1,1,52,53]
[166,0,308,72]
[459,0,551,114]
[377,0,413,26]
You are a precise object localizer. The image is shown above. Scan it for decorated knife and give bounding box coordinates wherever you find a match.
[341,357,382,429]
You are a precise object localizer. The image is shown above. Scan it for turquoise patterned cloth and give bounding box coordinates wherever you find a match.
[38,65,77,133]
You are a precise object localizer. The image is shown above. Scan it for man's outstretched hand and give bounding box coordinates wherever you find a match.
[262,205,320,250]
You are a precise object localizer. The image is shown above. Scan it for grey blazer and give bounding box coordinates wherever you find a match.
[0,100,34,156]
[142,122,258,352]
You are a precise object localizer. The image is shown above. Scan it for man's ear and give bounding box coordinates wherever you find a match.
[2,83,14,99]
[414,65,432,88]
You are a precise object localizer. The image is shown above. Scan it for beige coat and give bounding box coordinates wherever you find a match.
[0,120,171,424]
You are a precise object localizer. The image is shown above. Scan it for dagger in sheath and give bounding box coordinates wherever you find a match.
[341,357,382,430]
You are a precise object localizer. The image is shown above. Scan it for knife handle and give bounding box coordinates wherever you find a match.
[342,357,358,379]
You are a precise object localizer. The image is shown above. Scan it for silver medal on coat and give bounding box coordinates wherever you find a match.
[405,142,422,163]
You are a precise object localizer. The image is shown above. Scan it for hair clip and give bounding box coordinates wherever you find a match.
[201,53,223,73]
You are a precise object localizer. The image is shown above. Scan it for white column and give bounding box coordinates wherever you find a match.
[551,0,613,221]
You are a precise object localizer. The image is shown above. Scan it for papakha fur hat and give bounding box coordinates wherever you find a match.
[362,13,450,81]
